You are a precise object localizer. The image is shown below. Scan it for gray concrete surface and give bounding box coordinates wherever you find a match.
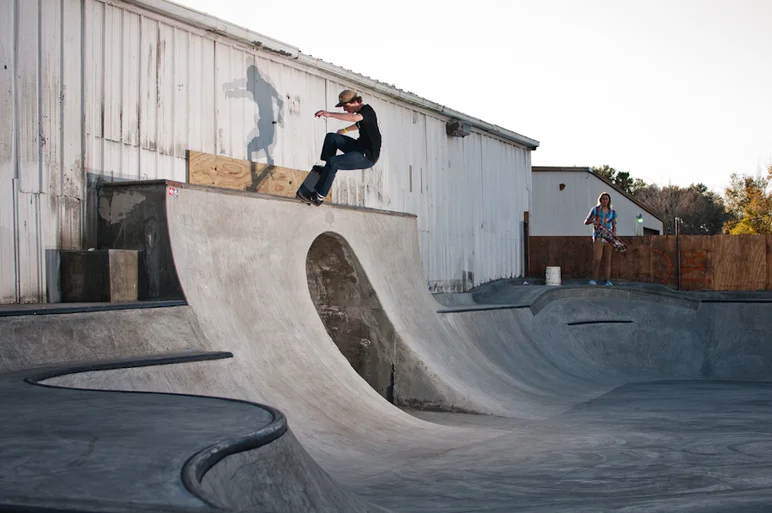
[6,183,772,512]
[0,353,270,511]
[0,353,384,513]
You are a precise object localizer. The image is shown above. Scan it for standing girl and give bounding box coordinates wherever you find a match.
[584,192,617,286]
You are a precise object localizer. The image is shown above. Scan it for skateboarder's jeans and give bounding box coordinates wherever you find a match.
[315,133,374,196]
[592,239,613,281]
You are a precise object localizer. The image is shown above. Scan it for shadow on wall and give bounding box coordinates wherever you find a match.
[305,232,396,403]
[222,63,285,191]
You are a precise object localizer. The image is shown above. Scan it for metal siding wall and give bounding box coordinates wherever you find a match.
[2,0,535,301]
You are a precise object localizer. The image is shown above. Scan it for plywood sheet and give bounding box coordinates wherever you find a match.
[766,236,772,291]
[703,235,765,291]
[529,236,593,279]
[187,151,328,200]
[648,236,677,288]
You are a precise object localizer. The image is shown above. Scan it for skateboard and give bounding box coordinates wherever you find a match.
[596,224,627,252]
[295,166,323,205]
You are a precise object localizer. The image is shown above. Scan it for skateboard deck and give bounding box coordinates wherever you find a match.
[597,224,627,252]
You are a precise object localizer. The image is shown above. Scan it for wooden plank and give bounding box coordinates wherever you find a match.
[528,236,592,280]
[705,235,765,291]
[610,235,651,283]
[186,150,328,199]
[678,236,710,291]
[767,236,772,291]
[649,235,677,289]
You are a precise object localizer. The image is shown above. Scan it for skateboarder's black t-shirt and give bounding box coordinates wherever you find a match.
[356,104,381,163]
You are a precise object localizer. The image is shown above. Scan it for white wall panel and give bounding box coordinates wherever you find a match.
[84,0,104,178]
[16,192,42,302]
[0,0,16,301]
[17,0,39,194]
[61,0,83,245]
[138,14,157,156]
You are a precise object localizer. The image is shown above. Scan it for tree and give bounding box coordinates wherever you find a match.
[592,165,647,196]
[635,183,729,235]
[723,168,772,234]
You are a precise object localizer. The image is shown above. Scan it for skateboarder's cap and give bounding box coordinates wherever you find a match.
[336,89,359,107]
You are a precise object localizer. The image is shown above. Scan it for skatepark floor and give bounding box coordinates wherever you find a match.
[6,185,772,513]
[361,381,772,512]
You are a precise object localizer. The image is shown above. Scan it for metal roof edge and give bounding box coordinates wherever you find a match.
[532,166,665,224]
[125,0,539,150]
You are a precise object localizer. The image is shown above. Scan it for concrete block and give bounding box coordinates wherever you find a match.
[60,250,139,303]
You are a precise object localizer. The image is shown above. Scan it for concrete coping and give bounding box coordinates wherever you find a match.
[100,179,418,219]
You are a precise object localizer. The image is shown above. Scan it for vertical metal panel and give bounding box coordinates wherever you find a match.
[187,33,215,155]
[15,0,42,301]
[103,3,122,144]
[84,0,104,180]
[172,27,188,158]
[138,14,156,155]
[17,0,39,194]
[16,191,41,301]
[122,10,141,177]
[61,0,83,248]
[40,0,64,302]
[156,21,175,157]
[0,0,16,301]
[0,189,14,303]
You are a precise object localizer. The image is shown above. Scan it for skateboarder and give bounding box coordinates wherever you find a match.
[296,89,382,206]
[584,192,618,286]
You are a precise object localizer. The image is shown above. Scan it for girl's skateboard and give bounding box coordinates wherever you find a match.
[597,224,628,252]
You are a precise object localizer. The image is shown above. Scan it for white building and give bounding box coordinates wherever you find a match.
[0,0,539,303]
[531,167,663,236]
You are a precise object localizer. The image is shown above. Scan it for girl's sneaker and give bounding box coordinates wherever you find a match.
[604,280,613,287]
[588,280,598,286]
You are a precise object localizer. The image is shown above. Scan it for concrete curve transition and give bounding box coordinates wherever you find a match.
[10,180,772,512]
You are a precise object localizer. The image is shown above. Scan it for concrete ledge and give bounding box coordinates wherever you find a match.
[0,300,186,318]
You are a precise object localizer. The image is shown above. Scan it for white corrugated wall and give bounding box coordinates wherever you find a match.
[531,171,663,236]
[0,0,534,302]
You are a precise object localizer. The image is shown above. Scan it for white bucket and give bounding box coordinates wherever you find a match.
[545,266,562,286]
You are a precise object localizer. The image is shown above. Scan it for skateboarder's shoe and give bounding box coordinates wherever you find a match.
[296,188,314,205]
[311,192,324,207]
[604,280,613,287]
[588,279,598,286]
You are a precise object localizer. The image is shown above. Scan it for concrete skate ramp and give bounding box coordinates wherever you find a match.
[50,182,772,511]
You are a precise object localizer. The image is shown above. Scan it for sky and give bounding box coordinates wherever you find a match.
[174,0,772,195]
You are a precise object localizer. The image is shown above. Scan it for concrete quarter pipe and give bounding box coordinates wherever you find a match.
[20,182,772,511]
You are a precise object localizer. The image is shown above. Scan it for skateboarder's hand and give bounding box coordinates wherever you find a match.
[315,110,329,118]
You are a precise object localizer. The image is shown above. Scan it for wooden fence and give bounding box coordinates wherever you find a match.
[529,235,772,291]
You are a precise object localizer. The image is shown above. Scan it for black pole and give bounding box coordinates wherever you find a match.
[675,217,681,291]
